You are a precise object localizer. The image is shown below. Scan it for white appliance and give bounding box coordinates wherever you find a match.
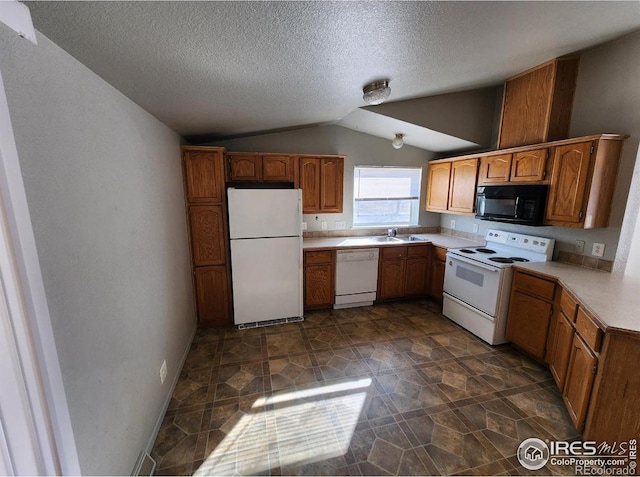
[334,248,379,309]
[227,188,303,327]
[443,229,554,345]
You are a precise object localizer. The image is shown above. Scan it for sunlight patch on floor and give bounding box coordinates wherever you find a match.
[193,378,371,476]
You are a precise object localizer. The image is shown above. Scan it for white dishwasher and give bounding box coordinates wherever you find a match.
[334,248,379,309]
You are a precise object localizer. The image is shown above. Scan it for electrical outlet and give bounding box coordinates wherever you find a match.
[575,240,585,254]
[592,243,605,257]
[302,221,307,230]
[334,220,346,230]
[159,360,167,384]
[321,221,327,230]
[450,220,456,230]
[473,224,479,234]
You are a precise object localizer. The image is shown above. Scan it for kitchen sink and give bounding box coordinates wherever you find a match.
[372,236,404,243]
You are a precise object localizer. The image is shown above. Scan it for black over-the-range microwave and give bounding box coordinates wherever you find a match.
[475,185,548,226]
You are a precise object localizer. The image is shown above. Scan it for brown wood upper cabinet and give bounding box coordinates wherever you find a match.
[478,154,512,185]
[183,148,226,203]
[498,56,580,149]
[510,148,548,182]
[298,156,344,214]
[545,137,625,228]
[227,153,294,182]
[426,158,477,215]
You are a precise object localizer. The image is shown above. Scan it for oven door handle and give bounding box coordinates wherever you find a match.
[446,253,500,273]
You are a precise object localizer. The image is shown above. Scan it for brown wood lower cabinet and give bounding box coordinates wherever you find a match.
[378,245,430,301]
[506,271,556,361]
[563,333,597,432]
[303,250,334,310]
[548,311,575,392]
[194,266,231,327]
[428,246,446,302]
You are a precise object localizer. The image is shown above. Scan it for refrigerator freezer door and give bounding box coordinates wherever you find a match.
[231,236,303,325]
[228,188,302,239]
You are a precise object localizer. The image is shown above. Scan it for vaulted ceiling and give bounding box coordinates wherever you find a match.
[26,1,640,149]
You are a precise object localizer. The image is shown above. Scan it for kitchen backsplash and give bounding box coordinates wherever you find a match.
[303,226,440,238]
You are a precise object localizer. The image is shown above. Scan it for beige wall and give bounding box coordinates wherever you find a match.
[0,30,195,475]
[210,125,440,231]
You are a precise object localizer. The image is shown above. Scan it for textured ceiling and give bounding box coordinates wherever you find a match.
[26,1,640,140]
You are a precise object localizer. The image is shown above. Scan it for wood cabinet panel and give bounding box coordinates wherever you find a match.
[381,246,407,259]
[549,311,575,392]
[510,149,548,182]
[575,308,602,352]
[478,154,512,185]
[228,154,261,181]
[262,155,293,181]
[320,158,344,213]
[405,257,429,297]
[303,249,334,310]
[560,288,578,322]
[183,150,225,203]
[194,266,231,327]
[189,205,226,266]
[448,159,478,213]
[407,245,430,258]
[506,289,553,360]
[300,157,321,213]
[513,272,556,301]
[378,259,406,300]
[428,247,446,302]
[563,334,597,432]
[425,162,451,212]
[546,141,592,224]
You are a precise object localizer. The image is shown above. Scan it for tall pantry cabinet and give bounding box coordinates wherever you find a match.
[182,146,233,327]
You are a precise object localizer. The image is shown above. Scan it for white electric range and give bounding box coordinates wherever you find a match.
[442,229,555,345]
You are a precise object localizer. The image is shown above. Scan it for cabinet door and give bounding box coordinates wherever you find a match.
[549,311,575,392]
[379,259,406,300]
[428,256,446,302]
[263,155,293,182]
[189,205,226,266]
[194,266,231,326]
[448,159,478,213]
[183,150,225,203]
[320,158,344,213]
[405,258,429,297]
[478,154,512,185]
[304,264,334,309]
[506,290,553,360]
[510,149,548,182]
[229,154,261,181]
[425,162,451,212]
[563,334,597,432]
[546,141,592,224]
[300,157,321,213]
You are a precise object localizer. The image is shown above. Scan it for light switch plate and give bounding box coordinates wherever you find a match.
[575,240,585,254]
[450,220,456,230]
[335,220,346,230]
[302,222,307,230]
[473,224,479,234]
[321,221,327,230]
[592,243,605,257]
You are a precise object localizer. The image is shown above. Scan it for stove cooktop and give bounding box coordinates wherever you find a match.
[448,229,554,268]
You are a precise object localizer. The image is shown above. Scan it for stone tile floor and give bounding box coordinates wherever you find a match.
[151,299,578,476]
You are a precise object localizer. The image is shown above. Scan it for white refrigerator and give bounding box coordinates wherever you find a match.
[227,188,303,326]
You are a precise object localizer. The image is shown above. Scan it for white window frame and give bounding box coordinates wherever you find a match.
[353,165,422,228]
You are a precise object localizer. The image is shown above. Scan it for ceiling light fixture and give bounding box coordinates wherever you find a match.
[392,133,404,149]
[363,80,391,105]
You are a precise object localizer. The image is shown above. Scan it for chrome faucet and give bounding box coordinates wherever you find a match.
[387,227,398,237]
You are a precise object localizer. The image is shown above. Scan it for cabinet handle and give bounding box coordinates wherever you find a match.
[579,211,584,220]
[592,365,597,374]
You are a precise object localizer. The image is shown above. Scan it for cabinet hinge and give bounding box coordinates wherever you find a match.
[590,146,595,155]
[592,365,597,374]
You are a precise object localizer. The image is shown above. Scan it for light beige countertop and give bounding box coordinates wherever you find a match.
[302,233,484,251]
[514,261,640,335]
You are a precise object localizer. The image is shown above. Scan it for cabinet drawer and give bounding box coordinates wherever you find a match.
[575,308,602,352]
[560,288,578,322]
[407,245,430,258]
[382,246,407,259]
[304,250,333,265]
[433,246,447,262]
[513,271,555,300]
